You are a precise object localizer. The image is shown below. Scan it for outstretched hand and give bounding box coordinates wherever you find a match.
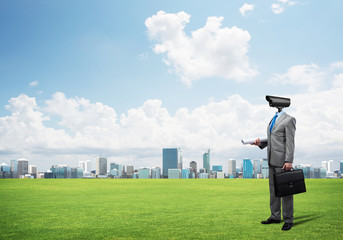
[250,138,261,146]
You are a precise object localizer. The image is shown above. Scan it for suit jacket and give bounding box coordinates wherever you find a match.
[260,113,296,167]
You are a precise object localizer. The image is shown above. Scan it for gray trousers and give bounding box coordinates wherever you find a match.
[269,166,294,223]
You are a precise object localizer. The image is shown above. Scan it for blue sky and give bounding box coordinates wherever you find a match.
[1,0,343,171]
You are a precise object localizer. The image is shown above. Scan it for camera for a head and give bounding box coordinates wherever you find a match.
[266,95,291,112]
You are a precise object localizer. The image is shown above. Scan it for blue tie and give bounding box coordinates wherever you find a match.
[270,114,278,133]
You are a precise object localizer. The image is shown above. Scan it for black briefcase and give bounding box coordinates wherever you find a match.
[274,169,306,197]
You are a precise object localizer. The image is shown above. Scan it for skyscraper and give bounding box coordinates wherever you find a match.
[85,160,91,173]
[179,154,183,170]
[29,165,37,178]
[96,157,107,176]
[162,148,181,178]
[253,160,261,178]
[79,161,85,170]
[243,158,253,178]
[203,149,210,173]
[10,160,18,178]
[0,163,10,172]
[151,167,161,178]
[321,161,328,170]
[340,161,343,173]
[0,163,11,178]
[228,159,236,178]
[17,158,28,177]
[190,161,197,175]
[126,165,134,178]
[110,162,119,170]
[327,160,334,173]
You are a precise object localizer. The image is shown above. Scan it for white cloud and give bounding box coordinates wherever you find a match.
[270,63,326,92]
[330,61,343,70]
[270,62,343,92]
[145,11,258,85]
[271,3,285,14]
[1,72,343,171]
[333,73,343,88]
[271,0,296,14]
[239,3,255,16]
[29,80,39,87]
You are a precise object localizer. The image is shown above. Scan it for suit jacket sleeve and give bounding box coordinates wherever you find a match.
[285,117,296,163]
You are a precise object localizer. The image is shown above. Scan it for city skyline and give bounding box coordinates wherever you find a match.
[1,1,343,171]
[2,154,342,179]
[1,151,341,176]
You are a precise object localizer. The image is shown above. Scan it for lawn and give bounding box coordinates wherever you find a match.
[0,179,342,240]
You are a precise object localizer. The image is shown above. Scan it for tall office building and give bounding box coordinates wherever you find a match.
[96,157,107,176]
[190,161,197,175]
[0,163,11,178]
[243,158,253,178]
[17,158,29,177]
[110,162,119,170]
[85,160,91,173]
[126,165,134,178]
[79,161,85,170]
[321,161,328,170]
[151,167,161,178]
[228,159,236,178]
[0,163,10,172]
[29,165,37,178]
[10,160,18,178]
[203,149,210,173]
[327,160,334,173]
[110,163,125,176]
[261,159,269,178]
[163,148,181,178]
[340,161,343,173]
[253,160,261,178]
[126,165,134,177]
[179,154,183,170]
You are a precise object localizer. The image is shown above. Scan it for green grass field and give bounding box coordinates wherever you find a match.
[1,179,342,240]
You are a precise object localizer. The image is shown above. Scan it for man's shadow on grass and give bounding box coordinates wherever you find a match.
[293,214,319,226]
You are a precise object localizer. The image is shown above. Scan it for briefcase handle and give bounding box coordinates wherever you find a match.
[281,168,294,173]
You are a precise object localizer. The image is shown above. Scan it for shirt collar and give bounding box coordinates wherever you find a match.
[276,110,285,117]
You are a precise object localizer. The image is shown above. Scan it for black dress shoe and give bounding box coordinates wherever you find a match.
[261,218,281,224]
[282,223,293,231]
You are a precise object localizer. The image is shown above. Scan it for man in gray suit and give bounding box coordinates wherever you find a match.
[252,96,296,231]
